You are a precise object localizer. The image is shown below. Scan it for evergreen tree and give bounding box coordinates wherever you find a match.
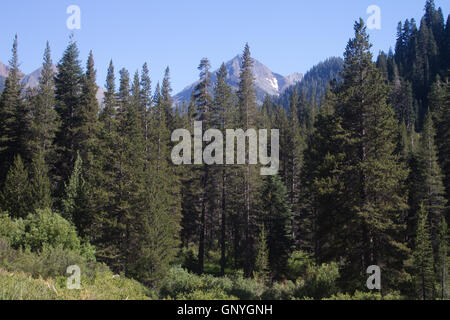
[99,60,118,134]
[211,63,236,275]
[262,175,294,279]
[286,89,306,244]
[30,151,52,211]
[161,67,174,130]
[193,58,213,274]
[413,203,435,300]
[417,111,447,250]
[429,79,450,203]
[237,44,262,276]
[0,35,30,183]
[437,217,448,299]
[77,50,100,164]
[254,225,270,282]
[302,87,348,263]
[54,37,84,186]
[61,152,85,225]
[29,41,59,165]
[335,20,408,290]
[139,62,152,167]
[0,155,32,219]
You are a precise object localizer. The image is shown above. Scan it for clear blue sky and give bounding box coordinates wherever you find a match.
[1,0,448,93]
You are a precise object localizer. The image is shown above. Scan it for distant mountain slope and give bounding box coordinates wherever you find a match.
[174,55,303,106]
[277,57,344,108]
[0,61,105,107]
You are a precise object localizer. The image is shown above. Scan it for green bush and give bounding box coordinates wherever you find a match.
[261,280,296,300]
[0,237,100,279]
[326,290,404,300]
[160,266,204,298]
[294,262,340,299]
[22,209,81,252]
[177,288,236,300]
[0,212,25,247]
[160,266,263,300]
[286,251,313,280]
[228,271,266,300]
[0,239,153,300]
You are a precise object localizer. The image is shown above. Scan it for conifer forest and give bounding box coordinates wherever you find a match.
[0,0,449,301]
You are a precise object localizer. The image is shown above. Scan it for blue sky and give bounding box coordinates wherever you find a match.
[0,0,448,93]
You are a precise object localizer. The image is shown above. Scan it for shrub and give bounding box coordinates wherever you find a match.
[294,262,340,299]
[228,271,266,300]
[177,288,236,300]
[261,280,296,300]
[325,290,404,300]
[159,266,204,298]
[286,250,313,281]
[0,212,25,248]
[22,209,81,252]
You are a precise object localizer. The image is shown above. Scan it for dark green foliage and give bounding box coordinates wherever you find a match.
[29,42,59,165]
[413,203,435,300]
[416,112,447,250]
[278,57,343,108]
[262,175,294,279]
[54,37,84,185]
[0,155,32,219]
[0,35,31,183]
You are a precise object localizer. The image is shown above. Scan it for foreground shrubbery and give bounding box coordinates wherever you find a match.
[160,263,352,300]
[0,211,410,300]
[0,210,153,300]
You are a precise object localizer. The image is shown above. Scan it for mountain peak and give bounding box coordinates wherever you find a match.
[0,62,105,106]
[173,55,303,106]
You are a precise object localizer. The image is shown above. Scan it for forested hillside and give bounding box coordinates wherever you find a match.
[0,0,448,300]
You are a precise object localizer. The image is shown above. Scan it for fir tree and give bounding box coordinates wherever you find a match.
[254,225,270,282]
[30,151,52,211]
[262,175,294,279]
[0,155,32,219]
[335,20,409,289]
[54,37,84,186]
[0,35,30,183]
[437,217,448,299]
[77,50,100,164]
[286,88,306,244]
[417,111,447,251]
[237,44,262,276]
[161,67,174,130]
[414,203,435,300]
[29,41,59,165]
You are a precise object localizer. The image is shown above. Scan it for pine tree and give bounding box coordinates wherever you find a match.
[417,111,447,251]
[29,151,52,211]
[429,79,450,204]
[335,20,409,289]
[254,225,270,282]
[139,62,152,167]
[286,88,306,244]
[0,35,30,183]
[302,87,348,262]
[77,50,100,164]
[161,67,174,130]
[237,44,262,276]
[414,203,435,300]
[211,63,236,275]
[193,58,213,274]
[61,152,84,225]
[99,60,118,134]
[54,37,84,186]
[29,42,59,165]
[0,155,32,219]
[437,217,448,299]
[262,175,294,279]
